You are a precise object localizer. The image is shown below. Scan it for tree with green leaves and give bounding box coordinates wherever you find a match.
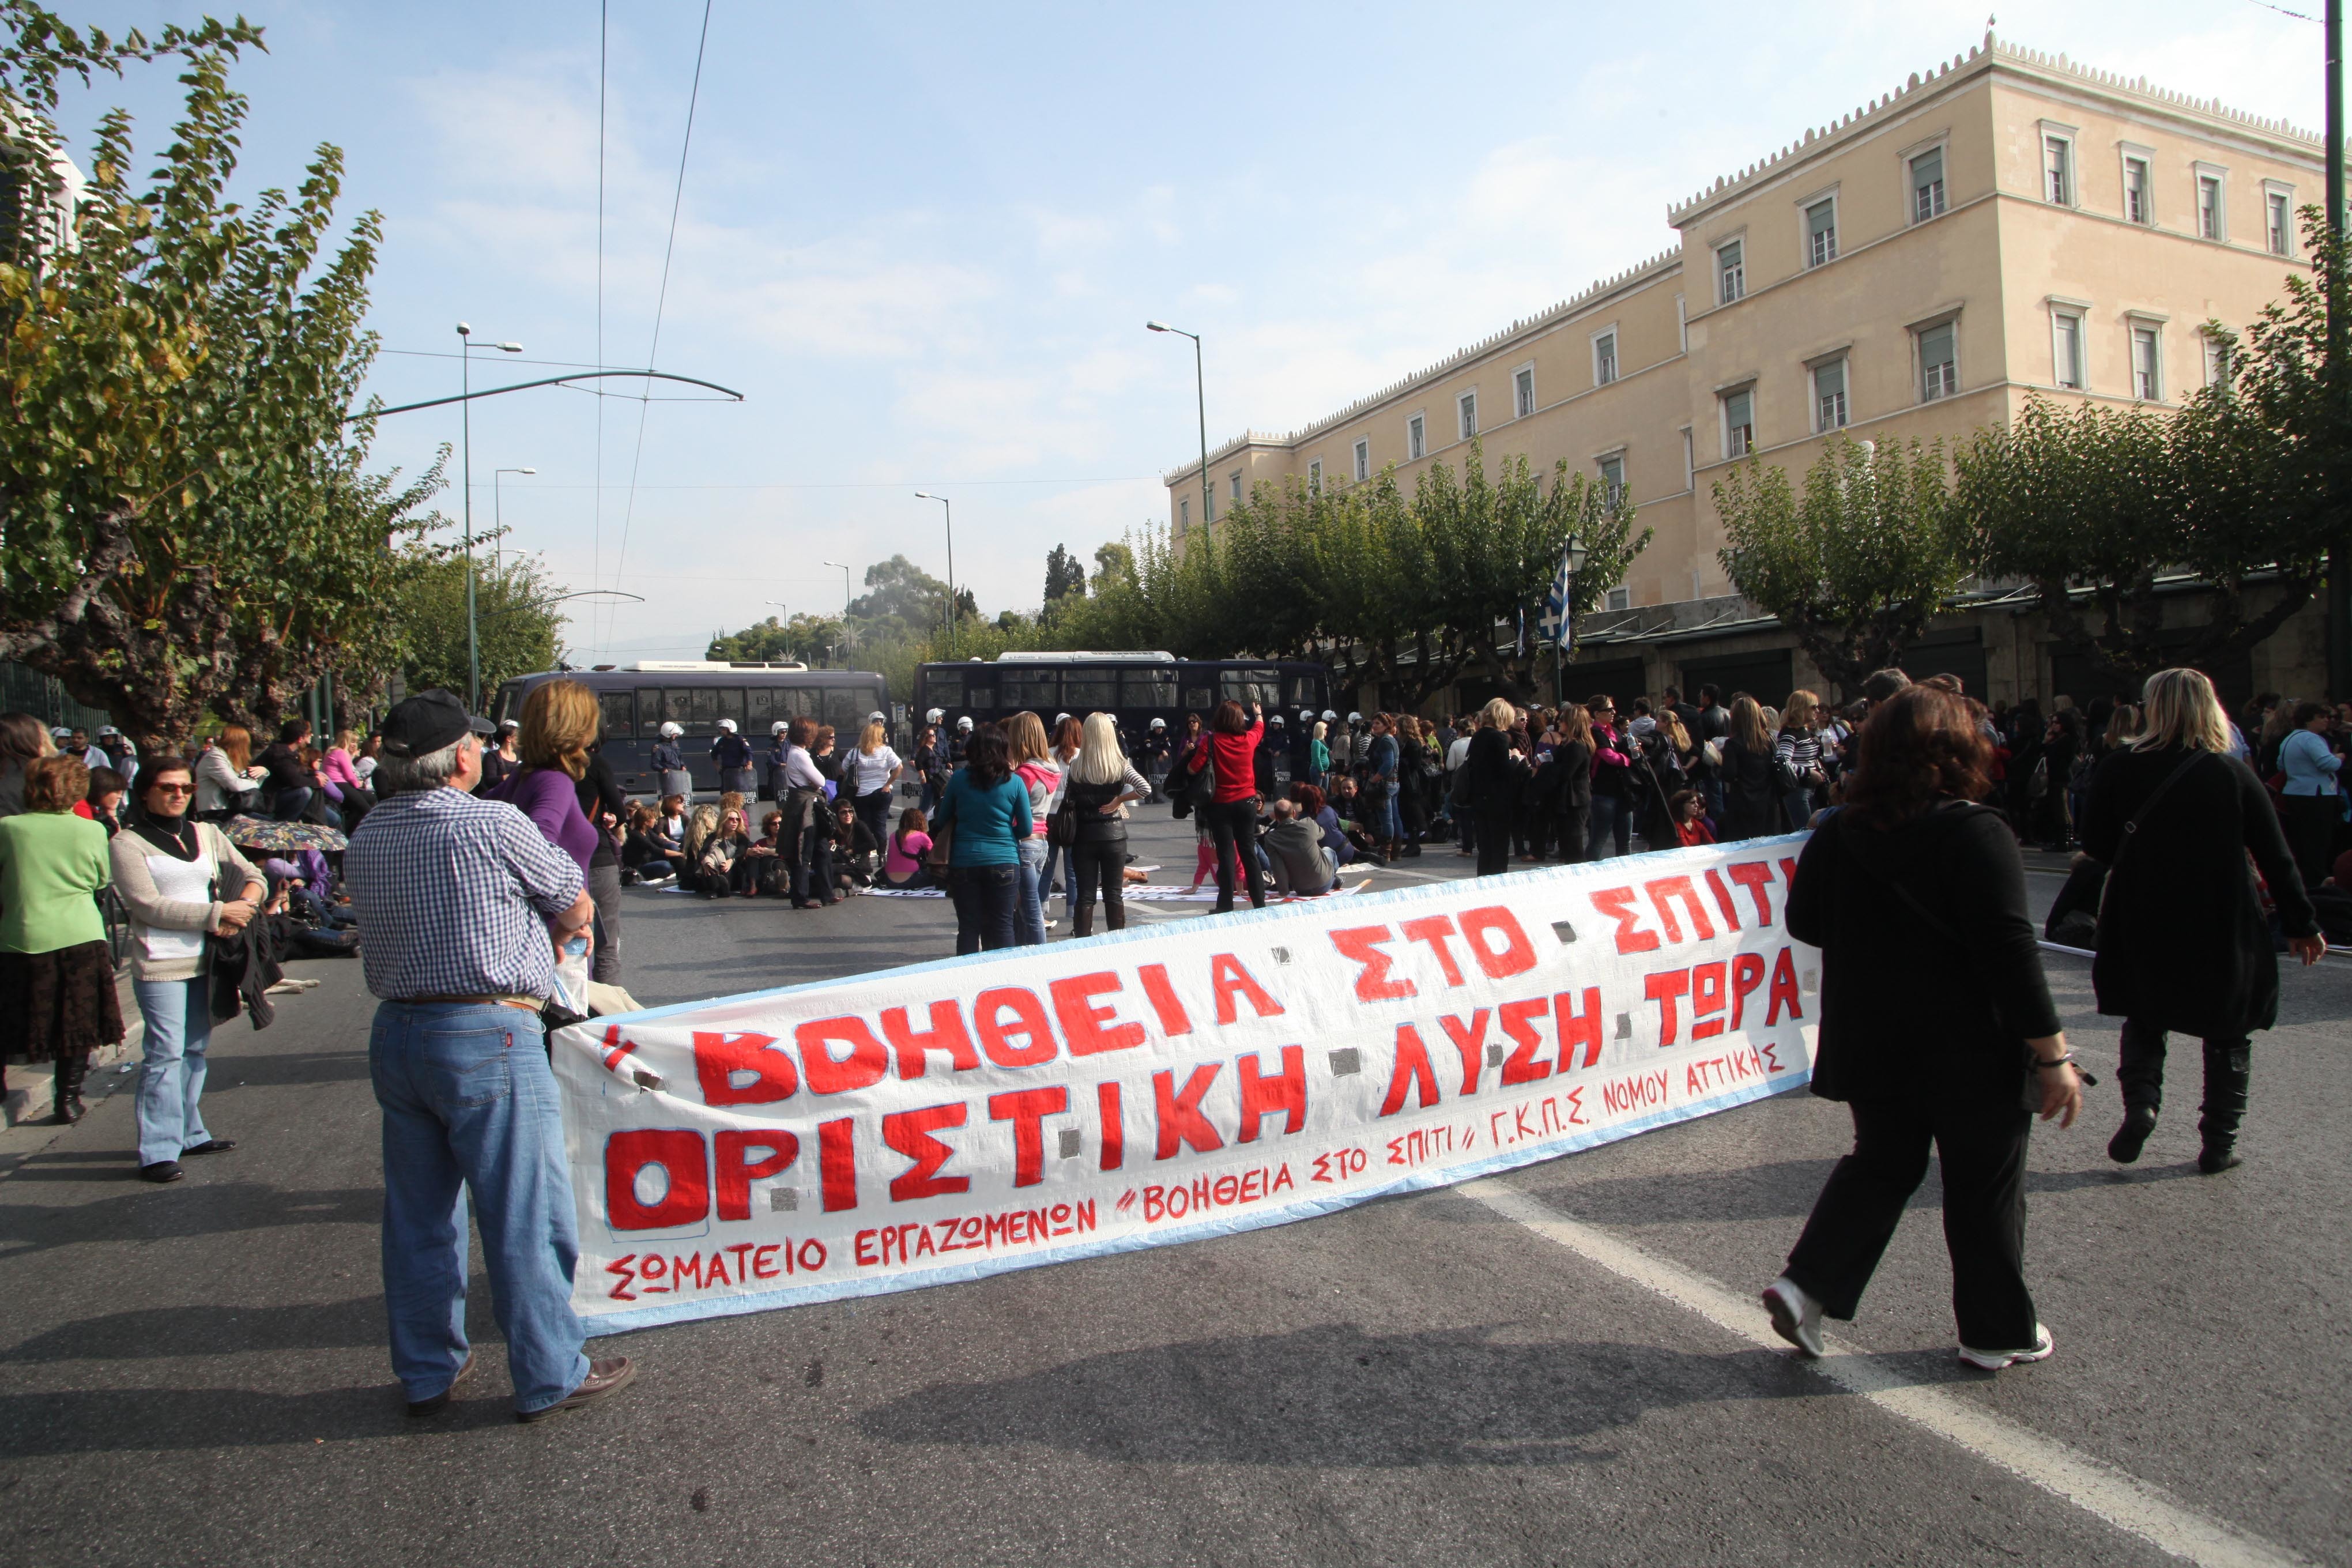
[0,8,438,747]
[1716,435,1976,700]
[708,612,846,667]
[1042,544,1085,606]
[389,548,567,699]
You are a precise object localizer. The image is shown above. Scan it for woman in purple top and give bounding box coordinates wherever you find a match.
[490,681,601,879]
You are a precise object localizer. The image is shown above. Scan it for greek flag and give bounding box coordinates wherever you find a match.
[1539,540,1575,649]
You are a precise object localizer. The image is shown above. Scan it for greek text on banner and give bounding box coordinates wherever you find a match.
[553,834,1822,1334]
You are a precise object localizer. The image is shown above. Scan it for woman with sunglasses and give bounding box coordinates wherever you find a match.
[108,759,268,1183]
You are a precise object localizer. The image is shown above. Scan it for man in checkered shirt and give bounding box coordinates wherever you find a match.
[345,689,638,1423]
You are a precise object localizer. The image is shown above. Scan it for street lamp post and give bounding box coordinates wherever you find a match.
[457,323,523,710]
[821,561,854,666]
[1146,321,1211,542]
[913,493,958,658]
[491,466,535,563]
[766,601,790,664]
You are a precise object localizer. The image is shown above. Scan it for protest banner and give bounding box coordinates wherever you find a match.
[555,834,1820,1334]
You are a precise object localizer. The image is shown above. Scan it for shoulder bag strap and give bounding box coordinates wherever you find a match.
[2105,751,2207,875]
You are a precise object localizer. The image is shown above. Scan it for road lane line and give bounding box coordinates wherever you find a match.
[1458,1177,2305,1568]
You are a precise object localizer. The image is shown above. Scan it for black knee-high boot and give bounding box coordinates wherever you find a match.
[2197,1038,2251,1174]
[52,1050,89,1125]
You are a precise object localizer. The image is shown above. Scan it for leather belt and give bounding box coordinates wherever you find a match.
[398,995,543,1013]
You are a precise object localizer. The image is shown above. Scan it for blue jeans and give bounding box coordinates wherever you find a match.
[134,976,213,1166]
[949,865,1019,953]
[1039,837,1064,900]
[1588,794,1630,860]
[1015,836,1047,944]
[368,1001,589,1415]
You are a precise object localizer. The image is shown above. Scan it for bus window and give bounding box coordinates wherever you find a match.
[1182,684,1214,713]
[1063,671,1116,711]
[687,688,719,734]
[1286,672,1321,710]
[1222,668,1282,710]
[926,671,963,706]
[664,689,695,734]
[745,687,777,730]
[1000,672,1058,713]
[1122,669,1177,709]
[597,691,634,744]
[636,689,662,736]
[716,688,746,731]
[492,683,524,725]
[966,684,995,712]
[822,688,864,726]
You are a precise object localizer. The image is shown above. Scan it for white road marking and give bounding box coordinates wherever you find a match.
[1458,1177,2305,1568]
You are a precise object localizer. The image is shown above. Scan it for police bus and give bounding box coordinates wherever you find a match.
[491,662,890,797]
[911,652,1329,745]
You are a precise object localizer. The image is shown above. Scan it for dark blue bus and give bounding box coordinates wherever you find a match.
[912,653,1329,742]
[491,663,889,797]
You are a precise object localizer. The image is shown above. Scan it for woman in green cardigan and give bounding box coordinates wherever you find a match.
[0,753,125,1123]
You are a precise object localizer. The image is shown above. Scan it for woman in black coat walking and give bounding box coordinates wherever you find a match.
[1461,698,1524,877]
[1765,686,2082,1371]
[1716,696,1780,840]
[2080,668,2325,1174]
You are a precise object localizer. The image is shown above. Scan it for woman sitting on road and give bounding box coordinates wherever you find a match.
[694,806,753,899]
[1766,685,2082,1372]
[620,804,680,886]
[880,807,934,890]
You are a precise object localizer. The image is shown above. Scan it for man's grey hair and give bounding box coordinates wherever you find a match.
[374,736,469,796]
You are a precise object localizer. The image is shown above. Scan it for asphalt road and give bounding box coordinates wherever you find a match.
[1,808,2345,1567]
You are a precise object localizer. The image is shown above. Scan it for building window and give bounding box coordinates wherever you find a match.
[1229,470,1242,502]
[1717,239,1744,305]
[2052,310,2086,390]
[2131,325,2162,401]
[2043,134,2074,205]
[1179,498,1190,530]
[1813,359,1849,431]
[1407,414,1425,461]
[1806,197,1838,266]
[1681,427,1695,490]
[1605,586,1631,613]
[2124,155,2152,224]
[1307,459,1322,493]
[1676,293,1688,352]
[1457,391,1477,440]
[1352,438,1369,482]
[2198,172,2225,240]
[1910,148,1946,223]
[1722,387,1755,459]
[1514,365,1535,418]
[2203,334,2232,389]
[1918,321,1958,401]
[2268,189,2293,256]
[1598,454,1625,506]
[1593,331,1618,386]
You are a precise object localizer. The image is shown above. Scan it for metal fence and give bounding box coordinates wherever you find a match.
[0,663,115,733]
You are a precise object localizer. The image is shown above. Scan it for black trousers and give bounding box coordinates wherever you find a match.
[1784,1092,2037,1351]
[1475,808,1514,877]
[2280,793,2337,892]
[853,789,895,857]
[789,823,835,907]
[1554,805,1589,863]
[1069,839,1128,932]
[1205,797,1265,911]
[2117,1018,2251,1144]
[948,865,1018,953]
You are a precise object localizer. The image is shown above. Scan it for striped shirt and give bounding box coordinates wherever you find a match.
[345,785,585,1003]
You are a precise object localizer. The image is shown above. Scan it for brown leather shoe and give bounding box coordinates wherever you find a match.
[517,1356,636,1423]
[405,1350,476,1417]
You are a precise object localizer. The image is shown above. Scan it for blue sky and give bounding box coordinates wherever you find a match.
[50,1,2327,664]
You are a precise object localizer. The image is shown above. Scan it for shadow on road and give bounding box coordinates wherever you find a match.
[0,1178,380,1256]
[857,1324,1815,1467]
[1,1295,386,1362]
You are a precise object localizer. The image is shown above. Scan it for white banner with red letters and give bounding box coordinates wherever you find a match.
[554,834,1820,1334]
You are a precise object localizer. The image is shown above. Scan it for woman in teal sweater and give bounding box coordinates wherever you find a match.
[932,726,1031,954]
[0,754,125,1123]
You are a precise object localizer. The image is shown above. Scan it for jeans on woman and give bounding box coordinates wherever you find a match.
[1039,838,1065,901]
[1015,836,1047,944]
[587,861,622,983]
[949,865,1019,953]
[1588,794,1630,860]
[368,1001,589,1416]
[134,976,214,1167]
[1205,797,1265,912]
[1782,787,1816,833]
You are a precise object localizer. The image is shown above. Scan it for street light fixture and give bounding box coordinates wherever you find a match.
[457,322,525,710]
[1146,321,1211,546]
[491,466,535,563]
[913,493,958,658]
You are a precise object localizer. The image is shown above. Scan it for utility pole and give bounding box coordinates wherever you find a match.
[2330,0,2349,699]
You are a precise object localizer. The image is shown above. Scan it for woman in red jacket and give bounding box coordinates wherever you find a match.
[1188,699,1266,912]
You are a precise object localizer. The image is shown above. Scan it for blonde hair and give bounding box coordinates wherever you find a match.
[1480,697,1516,730]
[2135,668,2233,754]
[218,723,253,772]
[858,721,887,756]
[1729,695,1770,753]
[1781,689,1819,733]
[1313,721,1327,741]
[1071,713,1129,785]
[333,729,359,754]
[519,679,598,779]
[681,804,721,862]
[1005,710,1050,767]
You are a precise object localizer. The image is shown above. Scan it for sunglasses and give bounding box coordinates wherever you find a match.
[150,782,195,796]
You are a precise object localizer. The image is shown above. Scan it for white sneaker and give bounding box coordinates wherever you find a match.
[1762,1276,1825,1359]
[1958,1323,2055,1371]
